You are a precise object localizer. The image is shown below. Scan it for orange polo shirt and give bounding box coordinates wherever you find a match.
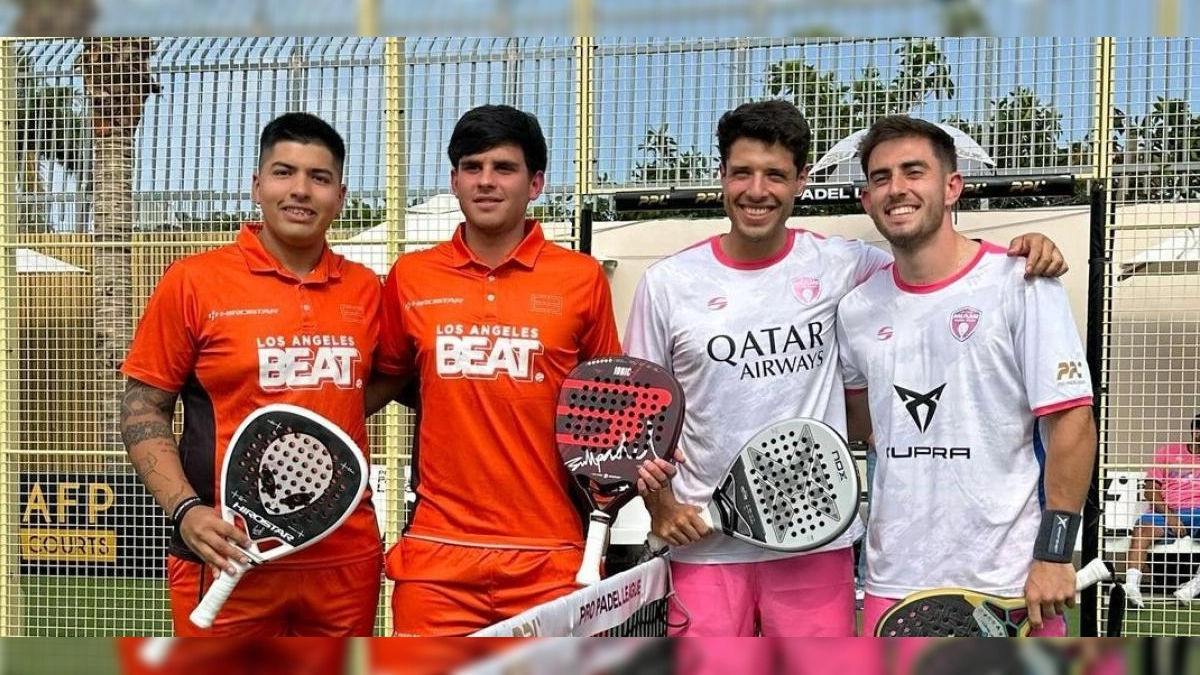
[121,223,382,568]
[377,220,622,549]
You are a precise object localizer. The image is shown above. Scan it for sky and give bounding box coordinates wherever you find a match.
[5,2,1200,229]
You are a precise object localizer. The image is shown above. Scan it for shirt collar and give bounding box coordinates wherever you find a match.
[237,222,344,282]
[448,219,546,270]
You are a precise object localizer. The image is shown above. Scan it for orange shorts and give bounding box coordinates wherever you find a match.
[167,552,382,637]
[116,637,349,675]
[386,536,583,636]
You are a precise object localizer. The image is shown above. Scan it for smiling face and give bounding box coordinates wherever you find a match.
[451,142,545,238]
[720,138,808,251]
[252,140,346,252]
[860,134,962,252]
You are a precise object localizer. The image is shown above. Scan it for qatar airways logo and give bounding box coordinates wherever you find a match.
[706,322,826,380]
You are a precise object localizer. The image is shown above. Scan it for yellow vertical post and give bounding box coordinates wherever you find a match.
[1092,38,1115,182]
[379,36,406,636]
[358,0,380,36]
[574,37,594,249]
[572,0,594,39]
[1156,0,1179,36]
[0,38,18,636]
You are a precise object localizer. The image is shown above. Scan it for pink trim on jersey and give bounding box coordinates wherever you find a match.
[1033,395,1093,417]
[845,387,867,396]
[709,228,797,270]
[892,240,1005,294]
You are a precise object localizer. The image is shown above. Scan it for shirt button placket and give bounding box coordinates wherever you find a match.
[484,270,498,319]
[299,286,316,332]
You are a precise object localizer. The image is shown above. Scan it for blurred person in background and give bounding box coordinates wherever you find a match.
[1123,412,1200,608]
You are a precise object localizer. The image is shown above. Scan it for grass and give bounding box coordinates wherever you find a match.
[16,575,169,637]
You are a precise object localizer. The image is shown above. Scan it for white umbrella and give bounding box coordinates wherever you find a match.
[810,123,996,184]
[1117,226,1200,281]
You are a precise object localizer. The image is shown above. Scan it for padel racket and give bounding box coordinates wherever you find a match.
[874,557,1112,637]
[189,403,368,628]
[558,356,685,585]
[648,417,859,553]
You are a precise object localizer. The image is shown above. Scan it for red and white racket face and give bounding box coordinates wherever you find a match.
[556,356,685,514]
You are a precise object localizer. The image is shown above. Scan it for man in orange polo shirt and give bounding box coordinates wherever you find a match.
[368,104,622,636]
[120,112,382,639]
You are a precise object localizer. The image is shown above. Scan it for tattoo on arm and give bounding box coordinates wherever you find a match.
[120,379,192,512]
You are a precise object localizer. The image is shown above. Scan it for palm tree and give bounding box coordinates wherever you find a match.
[10,0,97,37]
[76,38,160,452]
[9,0,98,232]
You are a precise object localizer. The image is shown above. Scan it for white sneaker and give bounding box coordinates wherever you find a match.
[1174,577,1200,605]
[1124,582,1146,609]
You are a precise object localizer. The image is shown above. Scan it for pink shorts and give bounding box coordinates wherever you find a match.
[666,546,854,640]
[862,592,1067,637]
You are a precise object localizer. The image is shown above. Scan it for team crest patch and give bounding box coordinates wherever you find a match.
[791,277,821,305]
[950,307,981,342]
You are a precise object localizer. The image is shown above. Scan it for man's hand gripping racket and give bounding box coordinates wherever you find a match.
[189,404,368,628]
[645,417,860,554]
[557,356,685,586]
[874,557,1112,637]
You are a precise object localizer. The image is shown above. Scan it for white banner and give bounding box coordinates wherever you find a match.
[469,556,671,637]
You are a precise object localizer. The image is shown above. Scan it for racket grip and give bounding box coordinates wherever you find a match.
[138,637,176,667]
[1075,557,1112,591]
[189,558,250,629]
[575,512,611,586]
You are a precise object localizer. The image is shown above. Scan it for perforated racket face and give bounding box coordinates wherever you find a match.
[222,405,367,549]
[258,431,334,515]
[556,356,685,514]
[712,418,858,551]
[875,592,1026,637]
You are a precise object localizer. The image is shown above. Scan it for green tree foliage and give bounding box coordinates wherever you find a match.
[1112,96,1200,202]
[767,38,956,164]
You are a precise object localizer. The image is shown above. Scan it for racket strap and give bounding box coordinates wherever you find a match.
[1033,510,1080,563]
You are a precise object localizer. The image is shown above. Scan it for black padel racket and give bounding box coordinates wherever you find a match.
[874,558,1111,637]
[649,417,859,553]
[557,356,685,585]
[189,404,368,628]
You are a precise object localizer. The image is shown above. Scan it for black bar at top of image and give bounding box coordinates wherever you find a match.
[612,175,1079,213]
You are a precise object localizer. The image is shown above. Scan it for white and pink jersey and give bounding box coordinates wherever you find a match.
[836,242,1093,598]
[624,227,890,564]
[1148,443,1200,510]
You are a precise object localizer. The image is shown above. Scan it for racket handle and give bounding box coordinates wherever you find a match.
[189,558,250,629]
[645,506,714,552]
[139,637,176,667]
[1075,557,1112,591]
[575,512,611,586]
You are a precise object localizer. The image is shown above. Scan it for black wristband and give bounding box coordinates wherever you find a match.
[170,496,204,531]
[1033,510,1081,563]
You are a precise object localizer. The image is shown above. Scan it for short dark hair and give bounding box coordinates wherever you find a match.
[1192,413,1200,432]
[447,104,548,175]
[258,112,346,175]
[717,99,813,174]
[858,115,957,177]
